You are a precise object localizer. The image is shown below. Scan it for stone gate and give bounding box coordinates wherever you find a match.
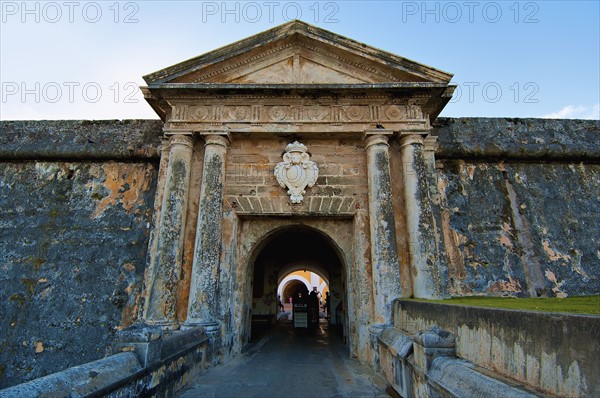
[2,20,598,396]
[140,20,454,364]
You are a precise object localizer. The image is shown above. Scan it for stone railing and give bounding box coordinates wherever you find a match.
[0,326,213,397]
[378,326,538,398]
[376,299,600,398]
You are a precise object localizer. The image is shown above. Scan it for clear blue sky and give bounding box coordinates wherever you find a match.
[1,1,598,120]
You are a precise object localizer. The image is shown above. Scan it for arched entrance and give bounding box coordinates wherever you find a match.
[245,225,347,344]
[281,278,310,304]
[278,272,329,306]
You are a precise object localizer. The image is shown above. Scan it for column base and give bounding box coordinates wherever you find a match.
[145,319,181,331]
[112,322,165,367]
[368,323,388,372]
[183,320,222,366]
[181,319,219,332]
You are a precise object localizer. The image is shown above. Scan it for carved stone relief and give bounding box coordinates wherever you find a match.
[274,141,319,204]
[171,104,422,123]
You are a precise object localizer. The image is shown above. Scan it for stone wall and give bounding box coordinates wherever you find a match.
[432,118,600,297]
[1,117,598,389]
[0,120,162,388]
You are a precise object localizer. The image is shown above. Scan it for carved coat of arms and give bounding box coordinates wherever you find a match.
[274,141,319,204]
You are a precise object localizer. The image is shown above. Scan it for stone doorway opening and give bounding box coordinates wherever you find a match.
[248,225,347,344]
[278,271,329,309]
[277,271,330,326]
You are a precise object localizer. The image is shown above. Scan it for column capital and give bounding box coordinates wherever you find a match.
[163,128,193,136]
[399,133,425,149]
[398,127,431,138]
[423,135,439,153]
[160,138,171,154]
[364,129,394,149]
[201,133,230,149]
[168,134,195,149]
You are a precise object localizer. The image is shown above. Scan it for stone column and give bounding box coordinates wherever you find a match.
[145,133,195,327]
[352,208,375,364]
[185,133,230,331]
[400,133,443,298]
[423,135,441,204]
[140,138,169,321]
[364,131,402,327]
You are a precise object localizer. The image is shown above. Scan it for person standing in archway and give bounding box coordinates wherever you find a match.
[309,288,319,326]
[322,291,330,318]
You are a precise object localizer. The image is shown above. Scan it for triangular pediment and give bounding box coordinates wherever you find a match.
[144,21,452,85]
[217,54,369,84]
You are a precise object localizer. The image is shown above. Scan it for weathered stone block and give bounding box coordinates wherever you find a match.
[413,326,456,372]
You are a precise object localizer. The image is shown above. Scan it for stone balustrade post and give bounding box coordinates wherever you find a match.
[185,133,230,332]
[413,326,456,372]
[145,133,195,327]
[364,130,403,326]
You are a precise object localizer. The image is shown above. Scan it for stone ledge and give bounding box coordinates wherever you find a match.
[377,326,542,398]
[0,327,212,398]
[428,357,540,398]
[393,299,600,397]
[3,118,597,161]
[0,352,142,398]
[433,117,600,161]
[0,120,162,160]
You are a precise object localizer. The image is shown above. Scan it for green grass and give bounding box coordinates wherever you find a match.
[409,295,600,315]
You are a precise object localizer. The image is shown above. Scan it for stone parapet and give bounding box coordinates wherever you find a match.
[0,326,212,398]
[433,118,600,160]
[3,118,597,161]
[392,299,600,397]
[377,325,540,398]
[0,120,162,160]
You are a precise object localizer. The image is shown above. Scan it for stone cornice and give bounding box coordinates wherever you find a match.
[145,83,454,125]
[149,82,452,90]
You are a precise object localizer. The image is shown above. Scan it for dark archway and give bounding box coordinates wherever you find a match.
[248,225,347,343]
[281,279,307,304]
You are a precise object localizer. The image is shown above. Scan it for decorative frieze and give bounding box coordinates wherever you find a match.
[171,104,423,124]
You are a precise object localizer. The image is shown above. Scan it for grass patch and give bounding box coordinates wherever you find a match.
[409,295,600,315]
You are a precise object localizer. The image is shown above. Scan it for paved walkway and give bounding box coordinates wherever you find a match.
[177,319,390,398]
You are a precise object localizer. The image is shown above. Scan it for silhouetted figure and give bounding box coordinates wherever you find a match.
[322,292,330,318]
[309,288,319,325]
